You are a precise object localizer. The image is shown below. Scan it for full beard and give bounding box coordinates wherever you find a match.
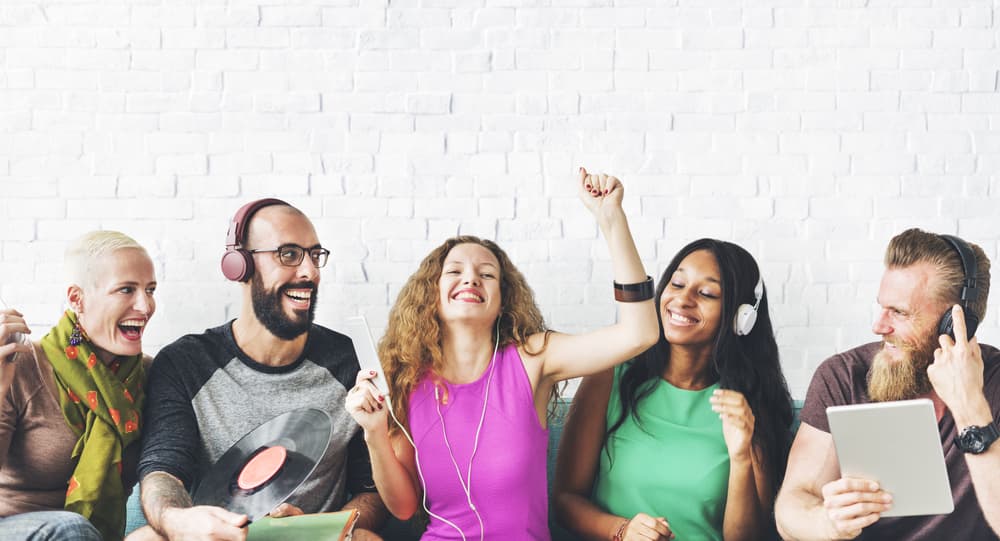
[867,336,937,402]
[251,273,318,340]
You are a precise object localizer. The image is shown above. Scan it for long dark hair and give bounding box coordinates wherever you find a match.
[605,238,793,495]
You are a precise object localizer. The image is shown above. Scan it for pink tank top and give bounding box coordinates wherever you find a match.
[408,344,550,541]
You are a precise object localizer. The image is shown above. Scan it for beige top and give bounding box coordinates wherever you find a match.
[0,339,148,517]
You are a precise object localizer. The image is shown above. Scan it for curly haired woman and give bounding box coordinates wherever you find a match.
[346,168,659,540]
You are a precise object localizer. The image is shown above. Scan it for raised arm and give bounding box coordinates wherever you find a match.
[928,305,1000,534]
[553,369,673,541]
[528,169,659,386]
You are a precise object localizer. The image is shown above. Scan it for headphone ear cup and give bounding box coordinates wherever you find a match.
[964,313,981,340]
[733,304,758,336]
[938,310,954,340]
[221,249,255,282]
[941,309,981,341]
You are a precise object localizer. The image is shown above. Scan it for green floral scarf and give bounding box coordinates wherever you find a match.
[40,310,145,541]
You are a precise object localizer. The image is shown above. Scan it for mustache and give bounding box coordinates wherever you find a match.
[278,281,317,293]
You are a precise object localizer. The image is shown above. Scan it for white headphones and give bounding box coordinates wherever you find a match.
[386,318,501,541]
[733,275,763,336]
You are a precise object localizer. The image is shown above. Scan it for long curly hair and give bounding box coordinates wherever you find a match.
[380,235,551,432]
[605,239,793,499]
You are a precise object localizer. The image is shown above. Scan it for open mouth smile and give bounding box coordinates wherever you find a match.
[667,310,699,326]
[118,319,147,341]
[284,288,313,308]
[452,289,484,303]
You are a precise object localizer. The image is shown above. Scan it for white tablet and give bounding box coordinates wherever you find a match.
[341,316,391,407]
[826,399,954,517]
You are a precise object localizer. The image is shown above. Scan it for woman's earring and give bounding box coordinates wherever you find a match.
[69,324,83,347]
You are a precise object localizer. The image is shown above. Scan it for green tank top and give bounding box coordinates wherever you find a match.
[592,363,729,541]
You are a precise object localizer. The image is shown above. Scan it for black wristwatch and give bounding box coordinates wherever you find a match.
[955,423,1000,454]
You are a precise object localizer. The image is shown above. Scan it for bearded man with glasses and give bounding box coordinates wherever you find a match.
[133,200,387,541]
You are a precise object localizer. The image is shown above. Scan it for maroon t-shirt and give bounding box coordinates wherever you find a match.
[800,341,1000,541]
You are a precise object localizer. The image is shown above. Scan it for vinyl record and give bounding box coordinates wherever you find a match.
[192,407,333,522]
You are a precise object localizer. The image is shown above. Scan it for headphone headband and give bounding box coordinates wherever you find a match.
[936,234,981,340]
[940,234,979,303]
[220,198,290,282]
[225,198,289,250]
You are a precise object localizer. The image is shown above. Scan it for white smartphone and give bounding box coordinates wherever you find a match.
[342,316,390,406]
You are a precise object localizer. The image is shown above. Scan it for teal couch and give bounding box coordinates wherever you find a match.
[125,400,804,539]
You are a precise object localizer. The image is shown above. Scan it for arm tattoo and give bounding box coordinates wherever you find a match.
[141,471,193,535]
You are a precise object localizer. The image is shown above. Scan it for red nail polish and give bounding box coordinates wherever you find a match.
[585,184,591,189]
[378,395,384,402]
[369,370,376,375]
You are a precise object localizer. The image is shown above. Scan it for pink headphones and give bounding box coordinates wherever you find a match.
[220,198,289,282]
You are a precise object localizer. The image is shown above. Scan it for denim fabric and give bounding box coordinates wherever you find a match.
[0,511,101,541]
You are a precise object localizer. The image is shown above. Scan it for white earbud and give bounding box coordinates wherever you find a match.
[733,276,763,336]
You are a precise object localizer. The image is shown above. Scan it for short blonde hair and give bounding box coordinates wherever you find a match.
[65,230,149,288]
[885,228,991,322]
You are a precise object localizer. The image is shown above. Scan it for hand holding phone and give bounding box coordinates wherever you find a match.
[342,316,390,405]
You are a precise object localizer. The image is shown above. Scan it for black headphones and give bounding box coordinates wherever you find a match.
[220,198,289,282]
[938,234,980,340]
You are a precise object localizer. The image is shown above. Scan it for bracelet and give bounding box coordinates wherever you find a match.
[612,518,630,541]
[613,276,655,302]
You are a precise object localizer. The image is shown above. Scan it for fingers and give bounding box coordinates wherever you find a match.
[821,478,891,511]
[828,510,882,539]
[822,478,880,499]
[0,342,32,364]
[710,390,754,421]
[625,513,673,541]
[820,478,890,538]
[355,369,378,385]
[0,317,30,343]
[347,379,385,414]
[579,167,620,198]
[206,506,249,528]
[951,304,969,344]
[269,502,304,518]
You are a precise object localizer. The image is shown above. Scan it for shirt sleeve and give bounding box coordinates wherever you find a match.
[799,354,853,433]
[0,347,34,471]
[137,345,202,490]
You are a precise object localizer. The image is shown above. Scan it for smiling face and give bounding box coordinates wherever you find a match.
[868,262,943,401]
[437,243,502,328]
[72,248,157,363]
[246,206,322,340]
[660,249,724,350]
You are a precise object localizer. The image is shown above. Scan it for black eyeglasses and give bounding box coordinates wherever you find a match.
[249,244,330,268]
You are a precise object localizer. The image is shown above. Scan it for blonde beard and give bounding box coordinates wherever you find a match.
[867,339,935,402]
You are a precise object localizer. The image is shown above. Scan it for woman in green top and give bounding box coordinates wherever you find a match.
[554,239,793,541]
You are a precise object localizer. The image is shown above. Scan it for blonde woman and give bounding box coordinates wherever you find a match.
[0,231,156,541]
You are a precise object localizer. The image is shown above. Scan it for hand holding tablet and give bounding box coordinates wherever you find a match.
[826,399,953,519]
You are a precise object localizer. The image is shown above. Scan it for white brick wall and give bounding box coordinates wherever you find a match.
[2,0,1000,398]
